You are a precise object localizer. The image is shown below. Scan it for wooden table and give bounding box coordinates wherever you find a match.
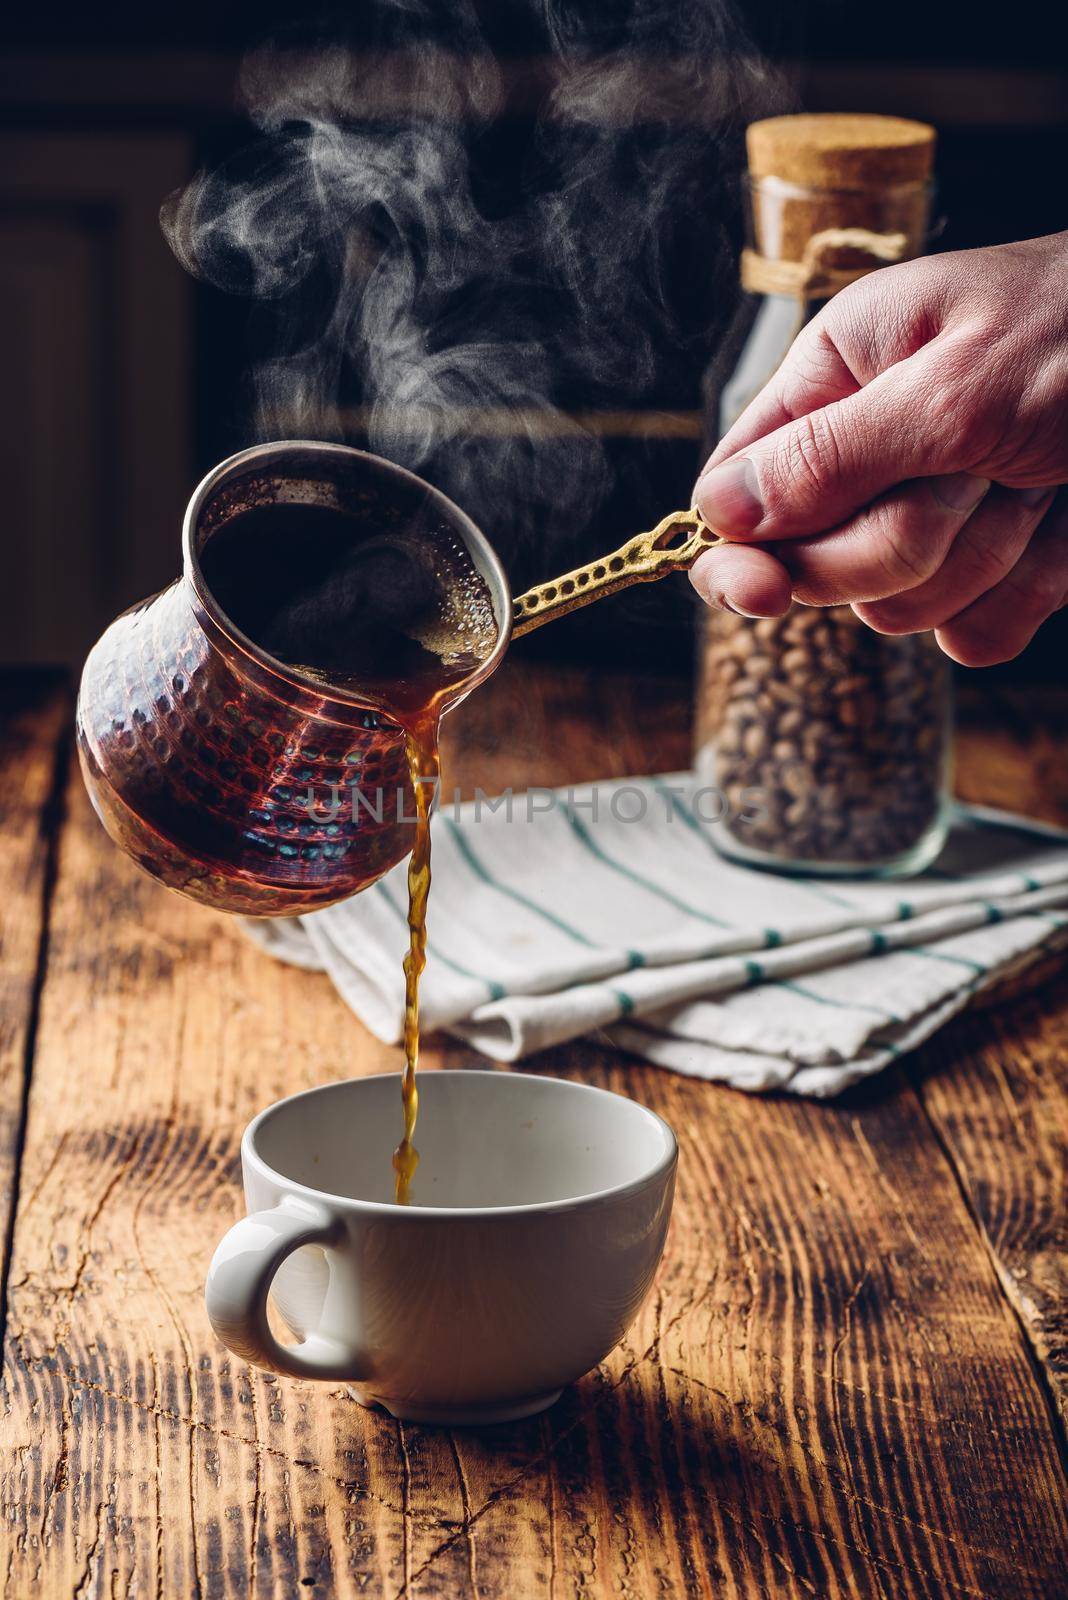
[2,663,1066,1600]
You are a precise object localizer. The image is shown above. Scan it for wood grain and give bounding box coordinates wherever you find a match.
[1,664,1066,1599]
[912,683,1068,1432]
[0,672,69,1289]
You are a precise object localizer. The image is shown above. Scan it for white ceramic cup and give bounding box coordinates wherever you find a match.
[205,1070,677,1425]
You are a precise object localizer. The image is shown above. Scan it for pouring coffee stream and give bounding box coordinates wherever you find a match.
[77,443,720,1203]
[389,506,720,1200]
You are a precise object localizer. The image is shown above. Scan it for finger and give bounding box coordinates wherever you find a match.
[936,491,1068,666]
[699,310,861,477]
[689,542,793,618]
[694,345,967,542]
[854,486,1056,635]
[761,473,991,607]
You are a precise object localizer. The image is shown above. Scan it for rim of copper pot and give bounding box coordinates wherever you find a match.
[182,440,514,720]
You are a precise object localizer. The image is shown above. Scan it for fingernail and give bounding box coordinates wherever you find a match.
[1020,485,1054,507]
[695,457,763,534]
[689,569,762,618]
[930,472,990,511]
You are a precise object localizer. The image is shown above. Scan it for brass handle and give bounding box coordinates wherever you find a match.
[511,510,721,639]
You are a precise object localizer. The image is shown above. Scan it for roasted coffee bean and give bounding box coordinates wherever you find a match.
[743,725,768,760]
[780,647,809,679]
[695,603,949,870]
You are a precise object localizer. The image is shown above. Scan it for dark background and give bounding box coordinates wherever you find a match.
[1,0,1065,684]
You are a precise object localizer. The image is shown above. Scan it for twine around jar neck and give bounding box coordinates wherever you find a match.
[741,226,910,302]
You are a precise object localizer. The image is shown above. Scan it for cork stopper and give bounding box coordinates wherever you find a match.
[743,113,936,279]
[747,114,936,191]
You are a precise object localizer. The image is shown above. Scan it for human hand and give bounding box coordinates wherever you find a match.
[689,232,1068,665]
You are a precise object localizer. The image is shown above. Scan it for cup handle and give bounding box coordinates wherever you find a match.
[205,1197,361,1381]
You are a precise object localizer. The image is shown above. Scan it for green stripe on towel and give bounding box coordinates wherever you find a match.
[561,799,736,931]
[441,815,644,966]
[774,979,901,1025]
[376,882,507,1001]
[910,944,988,976]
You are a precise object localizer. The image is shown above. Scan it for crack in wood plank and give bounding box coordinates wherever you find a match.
[717,1502,821,1597]
[248,1363,263,1596]
[396,1420,413,1596]
[72,1495,110,1599]
[150,1350,165,1600]
[805,1364,1021,1436]
[849,1119,933,1267]
[447,1430,478,1599]
[67,1130,145,1302]
[664,1364,1032,1575]
[717,1497,1002,1600]
[9,1346,418,1521]
[913,1079,1068,1471]
[541,1412,559,1600]
[827,1263,875,1593]
[392,1282,713,1597]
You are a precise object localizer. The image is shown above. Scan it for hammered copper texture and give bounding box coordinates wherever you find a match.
[77,581,414,914]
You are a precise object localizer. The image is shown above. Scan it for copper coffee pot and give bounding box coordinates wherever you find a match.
[77,442,717,914]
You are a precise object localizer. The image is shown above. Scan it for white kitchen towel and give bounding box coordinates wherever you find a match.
[244,778,1068,1096]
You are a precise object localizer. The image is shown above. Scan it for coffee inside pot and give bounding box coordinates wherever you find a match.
[197,472,501,718]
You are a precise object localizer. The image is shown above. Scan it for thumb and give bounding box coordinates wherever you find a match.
[694,351,963,542]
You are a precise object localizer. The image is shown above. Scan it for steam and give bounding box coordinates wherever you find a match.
[162,1,787,565]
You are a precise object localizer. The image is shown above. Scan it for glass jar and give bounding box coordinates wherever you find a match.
[695,605,951,876]
[695,113,951,877]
